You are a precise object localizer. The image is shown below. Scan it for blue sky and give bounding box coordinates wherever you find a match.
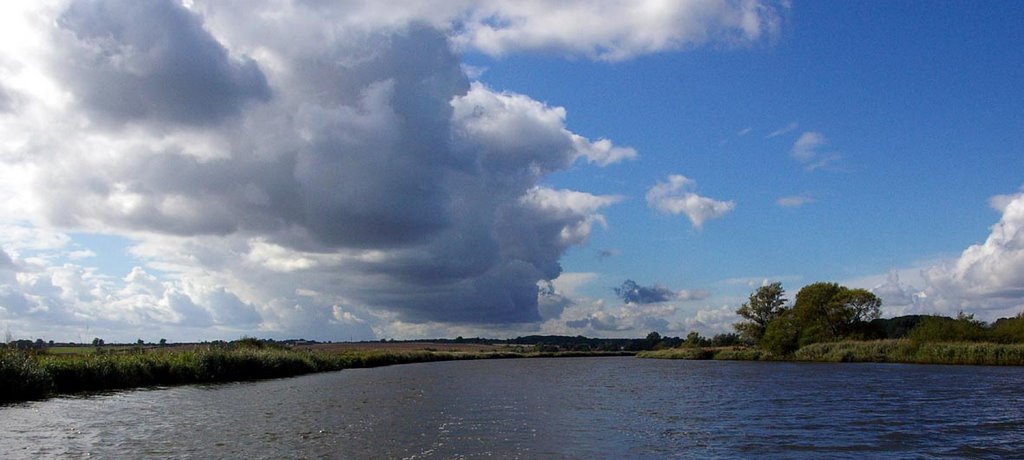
[0,1,1022,342]
[475,1,1024,299]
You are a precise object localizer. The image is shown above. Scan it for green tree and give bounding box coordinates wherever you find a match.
[710,332,740,347]
[792,282,882,344]
[761,309,801,355]
[908,312,987,343]
[685,331,707,348]
[645,331,663,350]
[734,282,788,343]
[991,312,1024,343]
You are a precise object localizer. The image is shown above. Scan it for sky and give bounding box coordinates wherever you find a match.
[1,0,1022,343]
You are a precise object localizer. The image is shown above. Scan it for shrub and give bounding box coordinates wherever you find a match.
[712,348,764,361]
[907,313,987,343]
[0,349,52,403]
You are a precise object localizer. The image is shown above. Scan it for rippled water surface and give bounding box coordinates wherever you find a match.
[3,357,1024,458]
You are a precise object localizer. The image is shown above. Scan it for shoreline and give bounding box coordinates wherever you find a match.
[1,346,633,405]
[637,339,1024,366]
[8,338,1022,405]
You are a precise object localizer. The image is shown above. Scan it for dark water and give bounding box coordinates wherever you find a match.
[3,357,1024,459]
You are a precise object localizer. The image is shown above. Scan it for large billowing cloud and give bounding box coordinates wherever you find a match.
[0,0,783,340]
[55,0,271,126]
[453,0,785,61]
[867,190,1024,320]
[920,191,1024,315]
[187,0,786,62]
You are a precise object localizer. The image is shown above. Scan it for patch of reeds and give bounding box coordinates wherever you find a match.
[711,348,766,361]
[0,345,634,404]
[912,342,1024,365]
[637,347,770,361]
[1,348,53,402]
[793,340,1024,365]
[640,340,1024,366]
[636,347,715,360]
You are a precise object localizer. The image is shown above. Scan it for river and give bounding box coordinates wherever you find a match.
[2,357,1023,458]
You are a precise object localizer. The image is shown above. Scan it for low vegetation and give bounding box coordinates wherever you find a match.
[636,347,766,361]
[641,281,1024,366]
[0,339,634,404]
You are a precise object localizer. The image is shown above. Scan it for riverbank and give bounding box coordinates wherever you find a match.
[637,340,1024,365]
[1,345,633,404]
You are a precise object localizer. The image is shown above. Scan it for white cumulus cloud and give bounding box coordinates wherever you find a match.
[4,0,735,341]
[646,175,735,229]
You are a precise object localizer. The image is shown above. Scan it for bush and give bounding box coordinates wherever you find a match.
[793,340,911,363]
[761,311,801,356]
[991,314,1024,343]
[712,348,764,361]
[0,349,52,403]
[907,313,987,343]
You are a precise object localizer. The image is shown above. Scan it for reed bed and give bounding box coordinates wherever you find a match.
[637,347,716,360]
[637,347,769,361]
[0,346,632,404]
[710,348,766,361]
[793,340,1024,365]
[640,340,1024,366]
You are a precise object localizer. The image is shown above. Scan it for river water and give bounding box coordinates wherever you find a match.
[2,357,1023,458]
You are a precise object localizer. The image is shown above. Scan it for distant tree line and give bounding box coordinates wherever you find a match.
[416,333,741,352]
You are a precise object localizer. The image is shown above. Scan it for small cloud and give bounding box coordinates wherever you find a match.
[790,131,840,171]
[460,64,487,79]
[791,132,827,161]
[332,306,367,325]
[737,127,752,137]
[67,249,97,260]
[646,174,735,229]
[572,136,638,166]
[766,122,798,139]
[988,189,1023,212]
[776,195,816,208]
[614,279,709,305]
[719,275,803,289]
[677,289,711,301]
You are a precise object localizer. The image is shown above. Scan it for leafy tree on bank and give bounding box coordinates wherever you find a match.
[761,309,803,355]
[791,282,881,343]
[734,282,788,344]
[908,312,987,343]
[991,313,1024,343]
[710,333,740,347]
[685,331,711,348]
[759,282,882,355]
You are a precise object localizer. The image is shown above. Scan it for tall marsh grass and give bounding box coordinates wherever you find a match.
[0,345,631,404]
[640,340,1024,366]
[793,340,1024,365]
[637,347,714,360]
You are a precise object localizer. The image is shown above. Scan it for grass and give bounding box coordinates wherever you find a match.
[636,347,768,361]
[0,345,633,404]
[45,345,148,355]
[794,340,1024,365]
[640,340,1024,366]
